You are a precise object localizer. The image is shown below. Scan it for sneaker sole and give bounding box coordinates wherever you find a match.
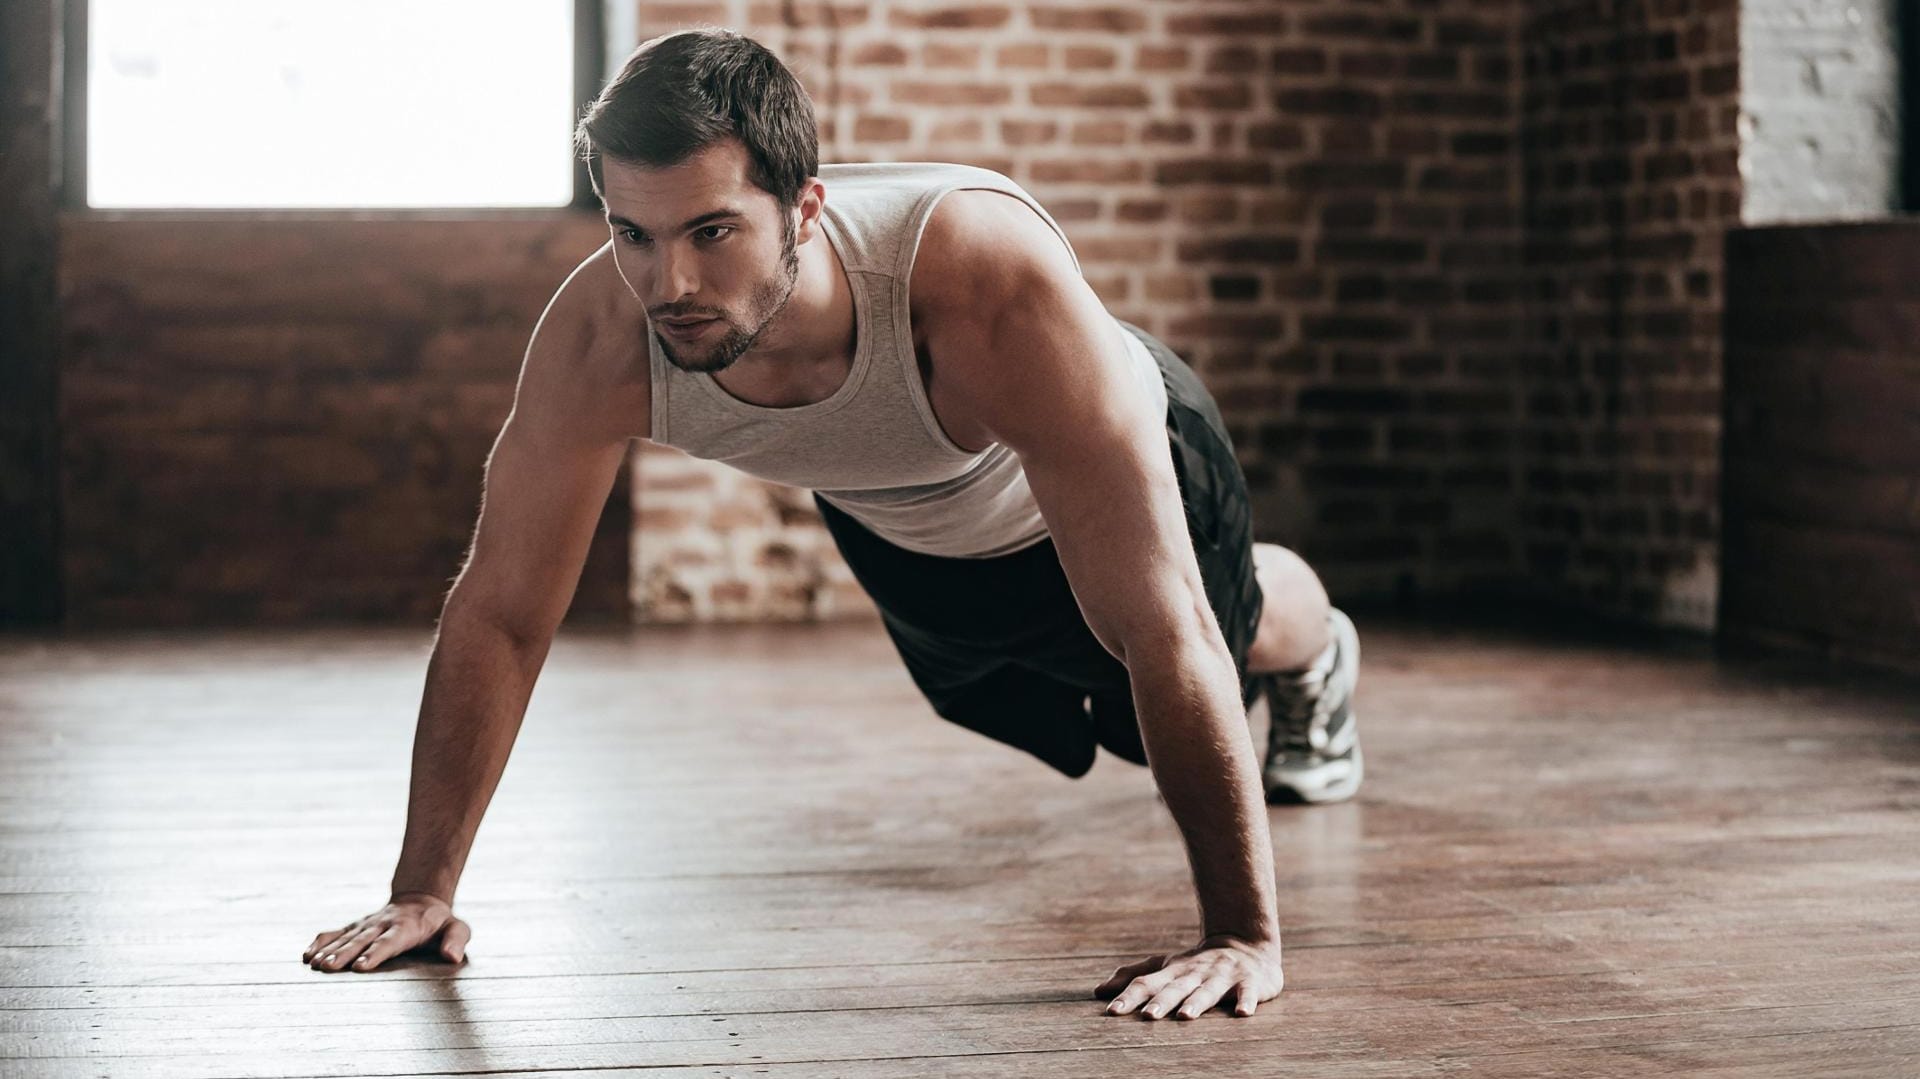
[1266,739,1362,804]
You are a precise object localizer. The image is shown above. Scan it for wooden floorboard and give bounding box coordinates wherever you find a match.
[1,615,1916,1076]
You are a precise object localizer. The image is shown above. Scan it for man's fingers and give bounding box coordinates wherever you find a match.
[1104,968,1176,1015]
[313,928,375,971]
[1094,971,1133,998]
[439,916,472,962]
[1139,975,1204,1020]
[1097,941,1281,1018]
[350,927,406,971]
[306,930,350,968]
[1094,955,1165,999]
[312,926,380,971]
[304,898,469,971]
[1175,974,1239,1019]
[303,925,358,962]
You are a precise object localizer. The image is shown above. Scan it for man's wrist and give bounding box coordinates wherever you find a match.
[390,879,456,906]
[1203,927,1281,947]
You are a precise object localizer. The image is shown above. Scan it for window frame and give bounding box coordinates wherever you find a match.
[1904,0,1918,214]
[60,0,606,215]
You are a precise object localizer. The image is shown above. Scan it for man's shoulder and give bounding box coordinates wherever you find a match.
[910,188,1079,329]
[518,241,652,443]
[544,241,638,355]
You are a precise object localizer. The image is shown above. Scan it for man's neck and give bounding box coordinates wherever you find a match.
[709,230,857,407]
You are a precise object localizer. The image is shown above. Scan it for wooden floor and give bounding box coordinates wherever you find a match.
[1,613,1917,1077]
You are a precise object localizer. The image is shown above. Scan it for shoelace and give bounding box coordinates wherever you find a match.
[1268,664,1335,756]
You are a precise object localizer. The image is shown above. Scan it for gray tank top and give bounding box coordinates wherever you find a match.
[646,160,1168,558]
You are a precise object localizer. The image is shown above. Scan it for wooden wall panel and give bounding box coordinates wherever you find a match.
[57,213,628,627]
[1722,223,1920,675]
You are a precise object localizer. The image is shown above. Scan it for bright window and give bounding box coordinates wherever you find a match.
[86,0,577,209]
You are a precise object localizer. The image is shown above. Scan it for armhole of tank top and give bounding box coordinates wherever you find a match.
[899,179,1083,280]
[894,180,1084,460]
[646,337,670,444]
[887,269,977,460]
[895,186,985,459]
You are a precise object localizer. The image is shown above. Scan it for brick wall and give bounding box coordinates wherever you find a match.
[24,0,1761,633]
[1514,0,1741,631]
[58,214,631,626]
[633,440,873,620]
[632,0,1530,622]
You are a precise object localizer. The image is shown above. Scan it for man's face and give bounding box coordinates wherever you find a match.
[601,138,801,375]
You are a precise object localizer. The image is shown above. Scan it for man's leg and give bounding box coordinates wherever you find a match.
[810,491,1115,779]
[1245,543,1332,675]
[922,660,1102,778]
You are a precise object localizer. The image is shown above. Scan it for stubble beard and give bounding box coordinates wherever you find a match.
[657,216,801,376]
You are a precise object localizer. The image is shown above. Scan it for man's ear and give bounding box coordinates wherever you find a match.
[795,180,827,243]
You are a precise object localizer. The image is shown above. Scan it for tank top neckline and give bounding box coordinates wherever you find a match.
[689,203,872,419]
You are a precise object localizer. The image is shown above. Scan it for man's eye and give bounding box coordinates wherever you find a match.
[697,225,733,241]
[620,228,649,245]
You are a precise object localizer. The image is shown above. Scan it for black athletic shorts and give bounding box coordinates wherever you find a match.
[812,319,1263,779]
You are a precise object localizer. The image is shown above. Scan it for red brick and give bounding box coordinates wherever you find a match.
[922,42,982,69]
[1063,45,1117,71]
[994,43,1049,69]
[890,81,1013,107]
[888,5,1011,29]
[1300,13,1422,42]
[999,119,1058,145]
[928,116,983,144]
[637,2,730,24]
[1142,119,1198,145]
[1176,236,1301,263]
[743,1,870,25]
[1030,82,1151,108]
[1067,119,1127,146]
[1137,44,1191,72]
[1269,46,1328,76]
[1167,11,1287,35]
[1030,159,1144,183]
[1174,82,1254,110]
[1116,198,1170,223]
[1031,5,1144,32]
[854,114,911,142]
[850,41,908,67]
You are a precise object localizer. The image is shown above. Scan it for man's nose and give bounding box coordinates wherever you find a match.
[649,248,699,309]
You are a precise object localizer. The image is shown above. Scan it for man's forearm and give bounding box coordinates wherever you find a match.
[389,608,551,904]
[1126,627,1280,943]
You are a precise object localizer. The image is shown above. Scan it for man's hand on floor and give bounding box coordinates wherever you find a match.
[1095,934,1284,1019]
[303,892,470,972]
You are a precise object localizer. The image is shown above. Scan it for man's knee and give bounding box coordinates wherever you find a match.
[1252,542,1330,606]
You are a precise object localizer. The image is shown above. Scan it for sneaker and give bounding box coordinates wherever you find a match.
[1258,607,1363,804]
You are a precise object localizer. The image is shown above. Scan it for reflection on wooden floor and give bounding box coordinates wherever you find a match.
[2,614,1917,1077]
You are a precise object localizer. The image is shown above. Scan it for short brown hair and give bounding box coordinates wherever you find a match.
[573,28,819,210]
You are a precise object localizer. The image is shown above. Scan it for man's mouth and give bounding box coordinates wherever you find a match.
[660,317,717,339]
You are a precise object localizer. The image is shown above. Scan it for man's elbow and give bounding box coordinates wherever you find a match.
[1106,591,1228,672]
